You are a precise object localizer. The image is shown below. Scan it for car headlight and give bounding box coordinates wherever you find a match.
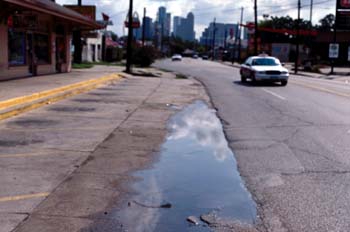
[281,71,288,74]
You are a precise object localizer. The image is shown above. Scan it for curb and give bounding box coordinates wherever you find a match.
[0,73,123,121]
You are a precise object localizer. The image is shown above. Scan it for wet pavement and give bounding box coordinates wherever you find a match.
[116,101,256,231]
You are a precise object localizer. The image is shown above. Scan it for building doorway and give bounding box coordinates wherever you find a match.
[27,33,37,76]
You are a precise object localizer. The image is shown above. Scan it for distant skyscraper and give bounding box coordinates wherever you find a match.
[173,16,181,37]
[166,13,171,36]
[200,22,238,47]
[144,17,154,40]
[156,6,170,37]
[173,12,195,42]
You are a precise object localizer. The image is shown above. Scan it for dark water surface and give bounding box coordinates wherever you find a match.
[116,101,256,231]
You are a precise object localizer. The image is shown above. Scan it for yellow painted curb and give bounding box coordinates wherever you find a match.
[0,192,50,202]
[0,73,122,121]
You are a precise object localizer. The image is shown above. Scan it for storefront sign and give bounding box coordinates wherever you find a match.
[124,12,141,28]
[329,43,339,58]
[336,0,350,30]
[64,5,96,20]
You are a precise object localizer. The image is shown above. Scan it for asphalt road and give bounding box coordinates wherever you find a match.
[155,58,350,232]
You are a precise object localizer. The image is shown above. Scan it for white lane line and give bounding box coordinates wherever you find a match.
[262,88,286,100]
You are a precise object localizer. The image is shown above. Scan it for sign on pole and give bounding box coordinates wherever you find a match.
[336,0,350,30]
[329,43,339,58]
[348,46,350,61]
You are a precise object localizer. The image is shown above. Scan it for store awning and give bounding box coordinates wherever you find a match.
[2,0,103,30]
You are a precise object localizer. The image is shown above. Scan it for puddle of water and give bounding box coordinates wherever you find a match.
[49,106,96,112]
[71,99,117,104]
[11,119,58,127]
[0,139,44,147]
[116,101,256,231]
[88,93,119,96]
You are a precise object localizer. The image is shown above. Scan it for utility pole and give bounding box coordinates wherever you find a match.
[126,0,134,73]
[238,7,244,62]
[160,23,164,53]
[295,0,301,74]
[73,0,83,64]
[212,18,216,60]
[330,7,338,74]
[309,0,313,25]
[142,7,146,46]
[254,0,258,55]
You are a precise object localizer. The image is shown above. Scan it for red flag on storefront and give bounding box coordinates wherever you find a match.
[102,13,109,21]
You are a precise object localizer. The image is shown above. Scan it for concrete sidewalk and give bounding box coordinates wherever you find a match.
[0,66,125,102]
[0,66,209,232]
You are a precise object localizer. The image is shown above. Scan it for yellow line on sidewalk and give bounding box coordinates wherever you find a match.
[290,80,350,98]
[0,73,122,110]
[0,192,49,202]
[0,73,122,121]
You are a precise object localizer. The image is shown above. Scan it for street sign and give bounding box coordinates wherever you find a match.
[348,46,350,61]
[246,22,255,34]
[336,0,350,30]
[329,43,339,58]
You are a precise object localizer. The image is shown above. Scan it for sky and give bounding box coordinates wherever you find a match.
[56,0,336,39]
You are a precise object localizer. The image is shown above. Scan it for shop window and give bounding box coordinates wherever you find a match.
[34,34,50,64]
[8,30,26,66]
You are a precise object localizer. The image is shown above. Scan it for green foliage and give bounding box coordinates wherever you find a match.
[106,47,123,62]
[132,46,159,67]
[166,36,205,56]
[175,74,188,79]
[72,63,94,69]
[317,14,335,31]
[259,16,312,30]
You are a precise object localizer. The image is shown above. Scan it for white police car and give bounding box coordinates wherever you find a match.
[240,55,289,86]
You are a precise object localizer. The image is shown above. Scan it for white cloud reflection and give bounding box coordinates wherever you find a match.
[168,101,229,161]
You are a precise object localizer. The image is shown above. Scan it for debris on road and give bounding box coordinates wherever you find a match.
[187,216,200,225]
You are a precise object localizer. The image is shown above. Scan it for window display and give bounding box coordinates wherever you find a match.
[8,30,26,65]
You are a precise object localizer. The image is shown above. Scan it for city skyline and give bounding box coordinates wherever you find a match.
[56,0,337,39]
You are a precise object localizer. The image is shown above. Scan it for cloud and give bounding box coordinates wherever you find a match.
[57,0,336,38]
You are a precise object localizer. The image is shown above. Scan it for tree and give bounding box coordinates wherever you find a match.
[259,16,312,30]
[317,14,335,31]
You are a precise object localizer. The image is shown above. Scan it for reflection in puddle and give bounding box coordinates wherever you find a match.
[117,101,256,231]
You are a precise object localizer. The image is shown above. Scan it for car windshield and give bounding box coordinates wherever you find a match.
[252,58,279,66]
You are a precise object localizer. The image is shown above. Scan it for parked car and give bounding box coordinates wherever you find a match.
[240,55,289,86]
[193,54,199,59]
[202,55,209,60]
[172,54,182,61]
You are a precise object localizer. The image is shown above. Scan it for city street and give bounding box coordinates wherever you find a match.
[155,58,350,231]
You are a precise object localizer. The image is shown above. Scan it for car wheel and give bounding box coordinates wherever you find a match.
[281,80,288,86]
[251,75,257,85]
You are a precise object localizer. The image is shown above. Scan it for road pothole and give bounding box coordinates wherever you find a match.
[114,100,257,231]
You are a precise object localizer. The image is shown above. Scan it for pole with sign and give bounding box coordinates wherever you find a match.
[329,43,339,58]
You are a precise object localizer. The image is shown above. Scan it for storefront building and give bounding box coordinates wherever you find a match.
[0,0,102,80]
[82,31,103,63]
